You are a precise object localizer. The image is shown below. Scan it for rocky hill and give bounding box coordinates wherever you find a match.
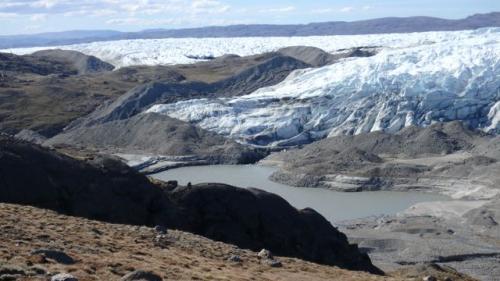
[0,135,380,274]
[46,113,266,166]
[0,53,183,136]
[265,122,500,198]
[0,203,476,281]
[30,49,115,75]
[0,53,70,77]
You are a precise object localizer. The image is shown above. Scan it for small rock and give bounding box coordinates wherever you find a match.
[0,274,19,281]
[265,259,282,268]
[155,234,166,240]
[0,265,25,275]
[91,228,103,235]
[30,266,46,275]
[51,273,78,281]
[120,270,162,281]
[257,249,273,259]
[423,276,437,281]
[444,278,453,281]
[154,225,167,235]
[31,249,75,265]
[227,255,242,262]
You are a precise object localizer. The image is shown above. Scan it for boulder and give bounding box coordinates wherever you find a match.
[31,249,75,265]
[227,255,242,262]
[257,249,273,259]
[263,259,282,268]
[154,225,167,235]
[51,273,78,281]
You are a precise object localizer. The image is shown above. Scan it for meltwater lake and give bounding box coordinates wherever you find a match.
[151,165,448,223]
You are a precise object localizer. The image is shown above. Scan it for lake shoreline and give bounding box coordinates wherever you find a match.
[150,164,449,222]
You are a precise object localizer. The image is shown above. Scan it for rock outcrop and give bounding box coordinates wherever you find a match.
[0,52,77,76]
[0,134,177,226]
[169,183,381,274]
[265,122,500,198]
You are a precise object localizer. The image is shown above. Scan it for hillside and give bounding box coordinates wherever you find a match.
[0,135,379,273]
[0,203,476,281]
[0,46,340,137]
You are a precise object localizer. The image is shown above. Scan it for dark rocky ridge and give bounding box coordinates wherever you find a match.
[0,135,381,274]
[0,52,76,76]
[170,183,381,273]
[0,49,113,76]
[0,12,498,48]
[31,49,115,75]
[0,134,175,226]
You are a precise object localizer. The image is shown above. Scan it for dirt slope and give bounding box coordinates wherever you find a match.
[0,203,476,281]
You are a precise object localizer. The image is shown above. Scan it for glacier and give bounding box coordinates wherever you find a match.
[2,28,498,68]
[145,28,500,147]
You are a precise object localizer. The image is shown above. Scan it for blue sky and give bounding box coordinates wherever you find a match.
[0,0,498,35]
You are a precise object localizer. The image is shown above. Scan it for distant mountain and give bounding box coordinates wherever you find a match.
[0,12,499,49]
[0,30,122,49]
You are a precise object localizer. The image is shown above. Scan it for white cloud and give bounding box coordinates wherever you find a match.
[261,6,296,13]
[0,0,230,15]
[30,13,47,21]
[106,17,183,26]
[363,5,373,10]
[340,6,354,13]
[24,24,42,31]
[91,9,118,17]
[191,0,230,14]
[30,0,62,9]
[311,8,334,14]
[0,12,17,19]
[0,2,23,9]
